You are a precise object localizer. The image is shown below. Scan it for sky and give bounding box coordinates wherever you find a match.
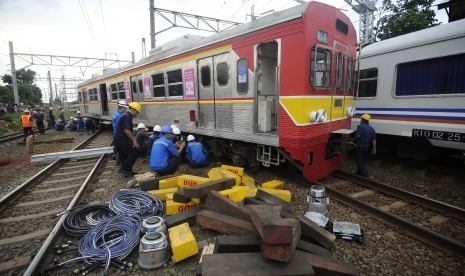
[0,0,449,103]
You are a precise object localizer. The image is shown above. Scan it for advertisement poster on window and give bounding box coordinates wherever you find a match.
[238,66,247,84]
[97,87,101,101]
[184,69,195,98]
[125,82,131,101]
[107,86,111,101]
[144,78,151,99]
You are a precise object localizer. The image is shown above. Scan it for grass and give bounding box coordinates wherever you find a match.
[0,112,22,134]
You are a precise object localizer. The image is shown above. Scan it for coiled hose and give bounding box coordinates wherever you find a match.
[109,189,164,218]
[63,203,117,237]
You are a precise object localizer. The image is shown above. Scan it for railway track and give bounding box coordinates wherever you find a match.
[0,127,51,144]
[0,130,113,275]
[317,170,465,256]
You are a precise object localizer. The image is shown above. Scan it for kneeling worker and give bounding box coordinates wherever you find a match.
[185,135,208,167]
[150,125,186,175]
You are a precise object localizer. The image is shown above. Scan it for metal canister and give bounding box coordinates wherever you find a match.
[142,216,166,234]
[307,185,329,215]
[138,232,169,269]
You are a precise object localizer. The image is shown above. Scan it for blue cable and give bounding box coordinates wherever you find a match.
[109,189,164,218]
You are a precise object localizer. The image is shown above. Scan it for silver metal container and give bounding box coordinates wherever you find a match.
[138,232,169,269]
[307,185,329,215]
[142,216,166,235]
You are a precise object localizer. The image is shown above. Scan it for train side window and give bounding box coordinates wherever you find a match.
[117,82,125,99]
[346,58,354,91]
[110,84,118,100]
[396,53,465,96]
[217,62,229,86]
[152,73,165,98]
[357,68,377,98]
[336,53,344,88]
[78,91,82,103]
[93,88,98,101]
[310,47,331,88]
[131,80,137,95]
[201,66,211,87]
[167,69,183,97]
[237,58,248,94]
[138,79,143,93]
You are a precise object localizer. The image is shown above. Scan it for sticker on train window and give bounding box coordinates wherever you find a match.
[412,129,465,143]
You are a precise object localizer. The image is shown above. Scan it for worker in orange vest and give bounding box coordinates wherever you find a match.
[21,109,34,141]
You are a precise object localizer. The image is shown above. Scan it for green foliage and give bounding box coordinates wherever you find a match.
[375,0,439,41]
[0,125,8,135]
[4,112,22,125]
[0,69,42,104]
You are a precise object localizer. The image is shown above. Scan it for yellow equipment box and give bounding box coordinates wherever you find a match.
[240,173,256,188]
[168,222,199,262]
[219,170,241,186]
[159,177,178,189]
[261,180,285,190]
[260,188,292,202]
[220,165,244,176]
[166,199,198,215]
[148,187,179,201]
[218,186,248,202]
[177,175,210,189]
[246,188,258,198]
[207,168,223,181]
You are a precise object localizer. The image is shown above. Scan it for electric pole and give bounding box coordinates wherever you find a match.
[9,41,19,105]
[344,0,377,46]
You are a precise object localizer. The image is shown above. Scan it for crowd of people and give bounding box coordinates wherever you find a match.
[112,101,208,177]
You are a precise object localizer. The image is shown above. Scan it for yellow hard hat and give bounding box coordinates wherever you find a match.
[129,102,141,113]
[24,109,30,113]
[49,107,54,110]
[61,110,64,112]
[361,113,371,121]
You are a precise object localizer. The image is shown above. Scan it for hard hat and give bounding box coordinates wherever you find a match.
[137,123,146,129]
[129,102,141,113]
[77,111,81,114]
[161,125,173,133]
[170,124,178,129]
[24,109,30,113]
[361,113,371,121]
[172,127,181,135]
[57,119,62,123]
[187,135,195,142]
[61,110,64,112]
[117,100,128,108]
[49,107,54,110]
[70,116,74,119]
[153,125,162,132]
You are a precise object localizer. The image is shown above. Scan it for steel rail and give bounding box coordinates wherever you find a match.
[333,170,465,221]
[318,182,465,256]
[24,140,110,275]
[0,127,52,143]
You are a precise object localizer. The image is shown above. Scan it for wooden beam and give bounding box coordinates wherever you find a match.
[140,175,175,191]
[296,250,359,276]
[296,239,332,257]
[261,218,301,262]
[255,189,291,211]
[166,206,202,228]
[173,189,191,203]
[183,178,235,198]
[213,236,261,254]
[205,191,251,221]
[196,209,258,236]
[249,205,293,244]
[297,214,336,249]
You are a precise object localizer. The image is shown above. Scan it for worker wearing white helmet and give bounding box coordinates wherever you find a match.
[133,122,149,156]
[112,100,128,133]
[150,125,186,175]
[185,134,208,167]
[354,113,377,177]
[146,125,162,156]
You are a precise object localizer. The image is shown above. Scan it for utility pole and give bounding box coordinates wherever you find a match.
[9,41,19,105]
[61,74,66,111]
[47,71,53,108]
[150,0,156,49]
[246,5,259,21]
[344,0,377,46]
[142,38,146,59]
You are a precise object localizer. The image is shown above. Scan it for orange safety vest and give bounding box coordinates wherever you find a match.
[21,115,33,128]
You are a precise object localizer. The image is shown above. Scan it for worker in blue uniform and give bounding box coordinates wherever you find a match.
[76,111,84,134]
[185,135,208,167]
[150,125,186,176]
[146,125,162,156]
[112,100,128,133]
[59,109,65,124]
[354,113,377,177]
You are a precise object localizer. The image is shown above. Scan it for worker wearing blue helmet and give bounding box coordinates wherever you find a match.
[150,125,186,175]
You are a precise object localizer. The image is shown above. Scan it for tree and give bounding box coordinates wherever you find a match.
[375,0,439,41]
[0,69,42,104]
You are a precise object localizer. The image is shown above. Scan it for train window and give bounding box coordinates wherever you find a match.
[357,68,377,98]
[152,73,165,98]
[78,91,82,103]
[317,30,328,43]
[336,19,348,35]
[396,53,465,96]
[138,79,143,93]
[346,58,354,91]
[310,47,331,88]
[131,81,137,95]
[92,88,98,101]
[336,53,344,88]
[217,62,229,86]
[110,84,118,100]
[237,58,248,94]
[117,82,125,99]
[167,69,183,97]
[201,66,211,87]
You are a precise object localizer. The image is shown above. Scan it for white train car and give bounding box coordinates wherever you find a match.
[352,19,465,161]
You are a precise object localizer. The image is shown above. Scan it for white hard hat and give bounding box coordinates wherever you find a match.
[70,116,74,119]
[172,127,181,135]
[187,134,195,142]
[77,111,81,113]
[137,123,146,129]
[153,125,161,132]
[170,124,178,129]
[118,100,128,108]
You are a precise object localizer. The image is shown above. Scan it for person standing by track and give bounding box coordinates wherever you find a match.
[354,113,377,177]
[35,108,46,135]
[21,109,34,141]
[48,107,56,128]
[114,102,142,177]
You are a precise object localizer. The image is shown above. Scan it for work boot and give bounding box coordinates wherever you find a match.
[118,168,132,178]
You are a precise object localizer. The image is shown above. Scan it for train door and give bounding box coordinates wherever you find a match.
[332,42,349,130]
[255,41,279,134]
[99,83,109,116]
[130,74,146,119]
[197,57,215,129]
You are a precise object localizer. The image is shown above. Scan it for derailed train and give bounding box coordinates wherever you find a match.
[352,19,465,161]
[77,2,358,182]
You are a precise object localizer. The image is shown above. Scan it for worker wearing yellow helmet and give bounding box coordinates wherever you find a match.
[114,102,142,177]
[354,113,377,177]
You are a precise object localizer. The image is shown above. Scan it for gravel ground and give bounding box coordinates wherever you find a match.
[2,140,465,275]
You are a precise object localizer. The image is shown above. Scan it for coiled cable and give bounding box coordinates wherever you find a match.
[109,189,164,218]
[62,203,117,237]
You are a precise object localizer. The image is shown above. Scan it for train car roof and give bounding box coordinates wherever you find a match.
[78,1,337,87]
[360,19,465,58]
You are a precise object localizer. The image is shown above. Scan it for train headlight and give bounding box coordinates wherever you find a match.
[317,109,327,122]
[346,107,356,117]
[310,111,320,122]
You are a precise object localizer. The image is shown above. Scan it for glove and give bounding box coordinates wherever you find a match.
[371,148,376,156]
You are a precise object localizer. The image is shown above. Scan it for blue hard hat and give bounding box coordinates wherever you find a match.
[161,125,173,133]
